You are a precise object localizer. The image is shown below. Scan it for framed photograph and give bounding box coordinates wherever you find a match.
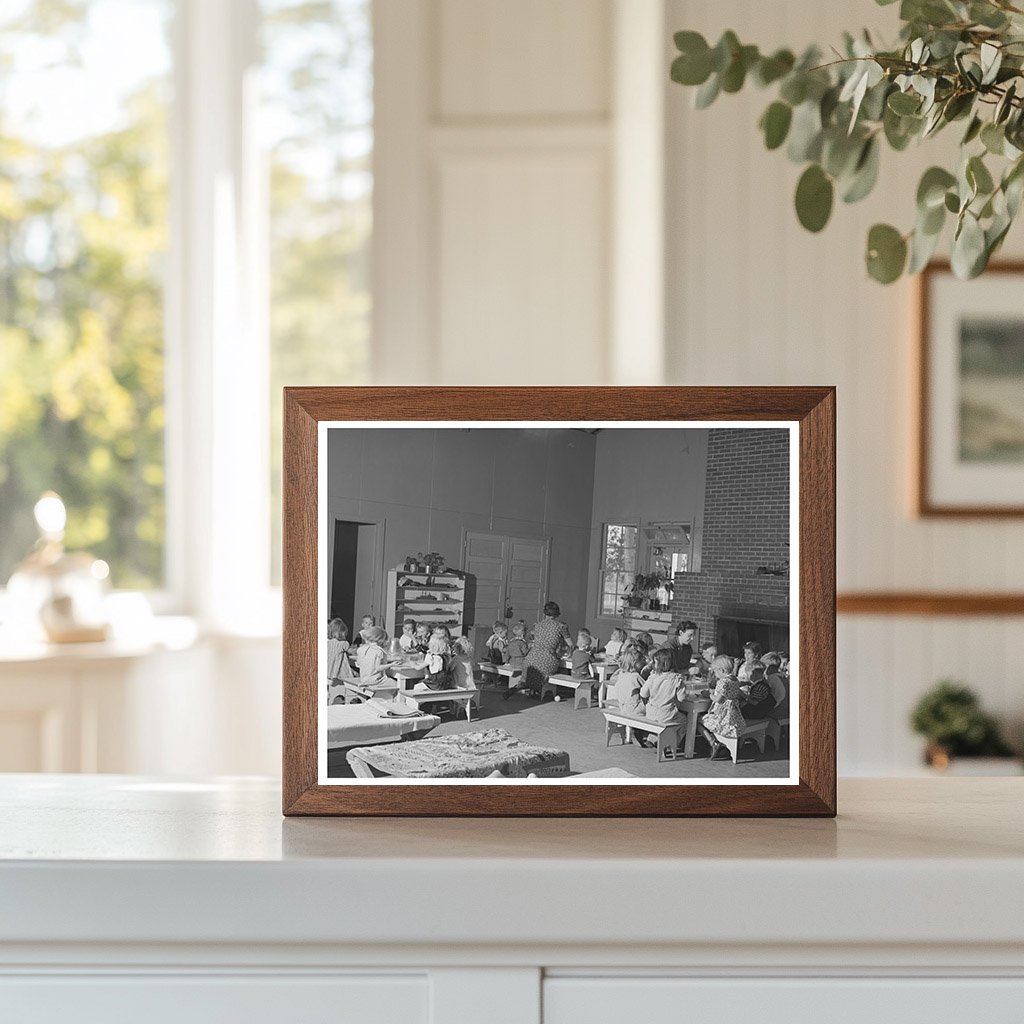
[918,261,1024,517]
[282,387,835,816]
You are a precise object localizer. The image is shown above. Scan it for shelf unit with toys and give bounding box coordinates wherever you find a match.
[384,566,466,640]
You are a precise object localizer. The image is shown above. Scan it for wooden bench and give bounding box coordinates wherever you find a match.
[602,710,685,763]
[765,716,790,750]
[541,674,595,710]
[706,719,770,764]
[397,686,479,722]
[476,662,519,690]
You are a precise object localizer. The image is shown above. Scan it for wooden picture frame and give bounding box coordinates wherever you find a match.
[282,387,836,817]
[917,261,1024,517]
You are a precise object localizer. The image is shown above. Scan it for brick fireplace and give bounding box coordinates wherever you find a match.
[669,428,791,655]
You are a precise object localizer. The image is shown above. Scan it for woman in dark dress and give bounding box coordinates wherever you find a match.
[506,601,571,698]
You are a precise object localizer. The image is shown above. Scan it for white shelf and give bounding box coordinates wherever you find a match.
[3,776,1023,1019]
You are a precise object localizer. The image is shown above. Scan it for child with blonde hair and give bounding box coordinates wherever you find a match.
[570,628,596,679]
[355,626,389,686]
[612,645,646,721]
[326,618,353,702]
[604,626,627,664]
[504,620,530,675]
[484,620,509,664]
[701,654,745,742]
[450,635,476,691]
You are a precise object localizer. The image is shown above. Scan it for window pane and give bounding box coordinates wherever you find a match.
[262,0,372,582]
[0,0,171,588]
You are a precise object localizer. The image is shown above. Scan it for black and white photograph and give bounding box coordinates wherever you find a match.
[318,422,797,784]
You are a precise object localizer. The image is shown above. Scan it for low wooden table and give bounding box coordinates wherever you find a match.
[678,696,712,759]
[397,686,479,722]
[345,727,570,778]
[542,674,595,709]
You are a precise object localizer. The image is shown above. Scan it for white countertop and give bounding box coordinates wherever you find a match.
[0,775,1021,957]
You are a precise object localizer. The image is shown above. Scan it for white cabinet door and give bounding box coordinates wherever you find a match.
[0,974,427,1024]
[544,977,1024,1023]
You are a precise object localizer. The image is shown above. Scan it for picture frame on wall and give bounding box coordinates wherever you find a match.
[917,261,1024,517]
[282,387,836,817]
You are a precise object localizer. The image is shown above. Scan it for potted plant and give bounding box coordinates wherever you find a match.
[909,680,1018,772]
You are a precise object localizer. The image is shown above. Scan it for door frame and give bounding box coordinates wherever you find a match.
[329,515,387,625]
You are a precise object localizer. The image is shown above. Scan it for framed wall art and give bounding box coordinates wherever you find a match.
[282,387,836,816]
[917,261,1024,517]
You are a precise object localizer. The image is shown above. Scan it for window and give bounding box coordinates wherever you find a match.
[0,0,374,621]
[262,0,372,582]
[598,524,638,616]
[0,0,172,589]
[642,522,692,578]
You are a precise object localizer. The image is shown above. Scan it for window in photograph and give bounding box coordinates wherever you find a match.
[0,0,172,589]
[261,0,373,581]
[599,523,638,615]
[643,522,692,577]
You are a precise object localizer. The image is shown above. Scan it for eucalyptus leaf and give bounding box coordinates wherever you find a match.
[962,115,983,145]
[842,137,881,203]
[694,73,721,109]
[671,46,712,87]
[944,190,961,213]
[760,102,793,150]
[917,166,957,210]
[787,101,823,162]
[779,73,807,106]
[795,164,834,232]
[710,31,740,73]
[888,90,921,115]
[967,154,995,195]
[951,212,986,278]
[908,221,943,273]
[754,49,795,87]
[866,223,908,283]
[981,122,1005,155]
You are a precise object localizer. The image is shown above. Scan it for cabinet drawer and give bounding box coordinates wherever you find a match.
[544,977,1024,1023]
[0,974,426,1024]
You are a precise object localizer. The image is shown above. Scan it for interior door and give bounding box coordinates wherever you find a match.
[463,532,549,630]
[463,532,509,628]
[504,537,548,627]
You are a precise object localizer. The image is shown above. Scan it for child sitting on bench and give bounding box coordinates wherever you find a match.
[570,629,596,678]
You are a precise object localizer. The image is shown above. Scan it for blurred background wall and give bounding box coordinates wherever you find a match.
[1,0,1020,777]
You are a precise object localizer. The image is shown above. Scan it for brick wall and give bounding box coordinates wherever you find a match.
[670,429,790,645]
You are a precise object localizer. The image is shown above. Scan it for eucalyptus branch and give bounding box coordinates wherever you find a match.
[670,0,1024,283]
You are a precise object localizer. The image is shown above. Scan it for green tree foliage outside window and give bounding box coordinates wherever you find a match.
[0,0,171,588]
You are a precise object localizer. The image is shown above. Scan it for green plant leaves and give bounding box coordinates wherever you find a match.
[669,10,1024,284]
[866,224,908,283]
[952,211,987,278]
[917,166,957,210]
[671,31,713,86]
[759,102,792,150]
[842,137,880,202]
[795,164,834,232]
[888,90,921,115]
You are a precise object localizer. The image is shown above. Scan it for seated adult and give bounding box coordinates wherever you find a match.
[658,619,697,674]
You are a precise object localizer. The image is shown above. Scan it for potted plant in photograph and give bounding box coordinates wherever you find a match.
[909,680,1020,773]
[670,0,1024,283]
